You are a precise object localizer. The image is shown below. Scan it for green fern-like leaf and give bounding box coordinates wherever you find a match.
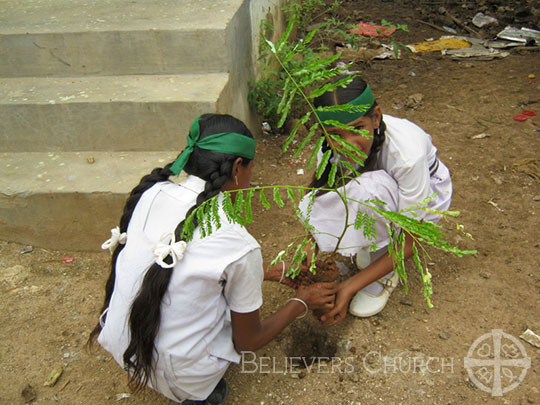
[293,122,318,159]
[273,187,285,208]
[244,189,254,223]
[222,192,235,223]
[286,188,297,204]
[303,27,319,45]
[277,76,292,116]
[210,197,221,230]
[234,191,247,225]
[387,226,407,292]
[309,75,354,99]
[330,134,369,158]
[354,211,377,242]
[315,149,332,179]
[283,112,311,152]
[327,162,338,187]
[277,87,298,128]
[412,243,433,308]
[259,189,271,209]
[196,207,207,238]
[307,136,325,169]
[181,210,197,241]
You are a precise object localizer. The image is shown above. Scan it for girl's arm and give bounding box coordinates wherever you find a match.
[263,261,300,288]
[320,232,415,326]
[263,238,317,287]
[231,282,336,352]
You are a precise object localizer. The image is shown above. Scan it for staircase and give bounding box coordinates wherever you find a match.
[0,0,258,251]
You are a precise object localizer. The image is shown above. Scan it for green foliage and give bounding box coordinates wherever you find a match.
[381,19,410,59]
[184,1,475,308]
[249,6,355,130]
[282,0,342,33]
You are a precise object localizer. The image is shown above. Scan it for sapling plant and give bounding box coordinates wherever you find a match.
[183,16,475,308]
[249,0,409,129]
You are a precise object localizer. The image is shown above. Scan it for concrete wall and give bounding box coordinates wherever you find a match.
[249,0,287,77]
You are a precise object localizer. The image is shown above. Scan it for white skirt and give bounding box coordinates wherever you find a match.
[298,163,452,258]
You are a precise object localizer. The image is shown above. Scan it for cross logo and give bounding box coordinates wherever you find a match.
[464,329,531,396]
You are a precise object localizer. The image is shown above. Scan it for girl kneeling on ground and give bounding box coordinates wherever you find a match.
[299,76,452,324]
[88,114,336,404]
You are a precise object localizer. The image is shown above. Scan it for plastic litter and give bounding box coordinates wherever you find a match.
[62,257,75,264]
[522,110,536,117]
[351,22,396,37]
[482,39,524,49]
[443,47,509,60]
[497,26,540,45]
[20,245,33,254]
[44,367,63,387]
[471,12,498,28]
[513,115,528,122]
[471,133,489,139]
[407,37,471,53]
[116,393,131,401]
[442,26,457,34]
[520,329,540,348]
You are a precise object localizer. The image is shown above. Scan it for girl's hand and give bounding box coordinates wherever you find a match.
[319,283,353,326]
[295,282,337,310]
[264,264,299,288]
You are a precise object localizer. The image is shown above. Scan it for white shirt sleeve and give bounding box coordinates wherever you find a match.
[380,115,436,217]
[393,156,431,214]
[221,249,264,313]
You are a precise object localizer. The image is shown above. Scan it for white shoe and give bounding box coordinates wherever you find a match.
[349,271,400,317]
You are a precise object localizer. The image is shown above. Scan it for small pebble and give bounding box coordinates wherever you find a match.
[439,331,451,340]
[480,272,491,279]
[21,384,37,403]
[400,298,413,306]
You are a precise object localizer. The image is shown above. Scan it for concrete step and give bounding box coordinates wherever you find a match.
[0,151,186,251]
[0,73,231,152]
[0,0,266,252]
[0,0,246,77]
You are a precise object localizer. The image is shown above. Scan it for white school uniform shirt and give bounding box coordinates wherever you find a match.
[299,114,452,256]
[298,170,399,257]
[375,114,452,219]
[98,175,263,402]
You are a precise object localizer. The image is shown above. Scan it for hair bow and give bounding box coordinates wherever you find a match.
[101,226,127,253]
[152,233,187,269]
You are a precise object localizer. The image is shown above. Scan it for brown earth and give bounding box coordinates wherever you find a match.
[1,1,539,404]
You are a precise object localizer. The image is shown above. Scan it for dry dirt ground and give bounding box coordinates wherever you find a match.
[1,1,539,404]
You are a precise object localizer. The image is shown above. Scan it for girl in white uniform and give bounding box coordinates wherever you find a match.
[299,76,452,324]
[89,114,336,404]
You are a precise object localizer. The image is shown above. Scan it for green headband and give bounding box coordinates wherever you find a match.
[315,84,375,127]
[170,116,256,176]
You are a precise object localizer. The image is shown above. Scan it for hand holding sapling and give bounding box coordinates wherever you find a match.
[295,282,337,311]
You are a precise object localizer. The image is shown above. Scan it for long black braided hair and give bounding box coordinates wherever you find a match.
[309,75,386,190]
[88,113,254,392]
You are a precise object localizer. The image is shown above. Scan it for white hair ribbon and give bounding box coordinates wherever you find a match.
[152,233,187,269]
[101,226,127,253]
